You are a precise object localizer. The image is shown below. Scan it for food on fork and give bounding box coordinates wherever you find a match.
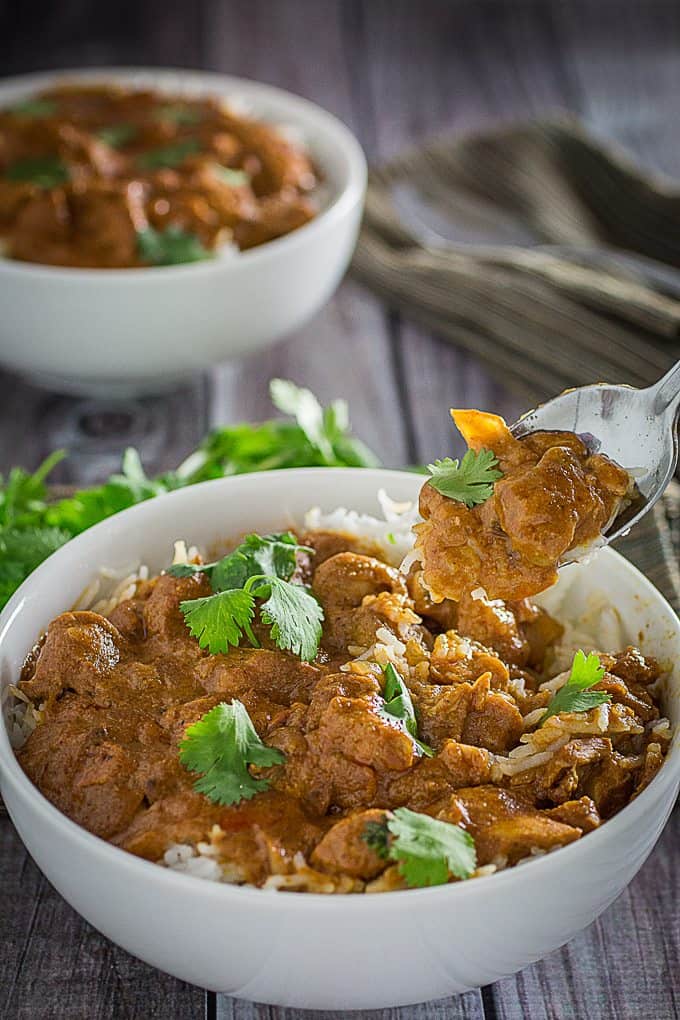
[416,409,632,602]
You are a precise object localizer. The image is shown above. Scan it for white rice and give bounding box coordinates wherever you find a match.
[304,488,421,567]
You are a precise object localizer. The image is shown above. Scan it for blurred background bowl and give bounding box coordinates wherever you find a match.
[0,67,367,397]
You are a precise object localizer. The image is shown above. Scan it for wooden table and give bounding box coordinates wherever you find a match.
[1,2,679,1016]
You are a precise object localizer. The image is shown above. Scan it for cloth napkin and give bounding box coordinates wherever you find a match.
[352,117,680,401]
[351,116,680,607]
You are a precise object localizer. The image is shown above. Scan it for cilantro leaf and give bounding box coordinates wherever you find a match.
[9,98,56,118]
[248,575,323,662]
[270,379,337,464]
[214,165,249,187]
[427,449,502,507]
[97,123,137,147]
[0,450,65,528]
[210,532,305,592]
[6,156,69,188]
[379,663,434,757]
[166,561,216,579]
[362,808,476,887]
[137,139,201,169]
[179,589,257,654]
[179,700,285,805]
[541,650,610,724]
[362,819,390,858]
[152,104,202,125]
[0,526,70,604]
[388,808,476,887]
[137,225,212,267]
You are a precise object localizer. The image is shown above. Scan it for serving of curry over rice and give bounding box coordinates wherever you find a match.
[8,479,672,894]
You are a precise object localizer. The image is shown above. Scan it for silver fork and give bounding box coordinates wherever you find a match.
[510,361,680,550]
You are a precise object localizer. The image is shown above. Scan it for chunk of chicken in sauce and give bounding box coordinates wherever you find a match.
[416,409,631,602]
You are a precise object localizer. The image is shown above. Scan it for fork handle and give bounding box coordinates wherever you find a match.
[650,360,680,417]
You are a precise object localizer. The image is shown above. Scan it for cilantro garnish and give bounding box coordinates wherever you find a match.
[6,156,69,188]
[137,225,212,267]
[210,532,306,591]
[137,139,201,169]
[249,574,324,662]
[0,381,379,612]
[214,166,249,187]
[9,98,56,118]
[152,104,202,125]
[362,808,476,888]
[427,449,502,507]
[541,650,611,724]
[180,588,257,654]
[379,663,434,757]
[97,123,137,147]
[179,700,285,805]
[177,532,323,662]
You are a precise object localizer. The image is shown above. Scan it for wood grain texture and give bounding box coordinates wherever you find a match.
[0,818,204,1020]
[1,2,679,1018]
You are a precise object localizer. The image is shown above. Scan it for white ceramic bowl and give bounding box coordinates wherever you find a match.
[0,468,678,1010]
[0,68,367,396]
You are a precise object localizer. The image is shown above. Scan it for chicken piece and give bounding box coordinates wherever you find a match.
[9,189,73,264]
[19,693,180,839]
[509,598,564,670]
[196,646,321,706]
[142,571,212,645]
[600,647,661,687]
[311,809,388,879]
[455,590,530,666]
[383,740,493,809]
[582,752,641,818]
[312,552,413,652]
[234,194,316,249]
[429,630,510,689]
[416,672,524,753]
[512,737,613,805]
[298,529,388,580]
[67,181,147,267]
[442,786,582,865]
[269,672,415,814]
[19,610,126,704]
[543,796,601,833]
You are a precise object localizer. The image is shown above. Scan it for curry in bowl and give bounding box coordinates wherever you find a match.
[9,414,671,893]
[0,83,319,268]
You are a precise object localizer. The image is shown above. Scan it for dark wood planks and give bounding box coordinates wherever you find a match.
[0,817,204,1020]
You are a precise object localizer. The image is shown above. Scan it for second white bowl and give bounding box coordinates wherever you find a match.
[0,68,367,396]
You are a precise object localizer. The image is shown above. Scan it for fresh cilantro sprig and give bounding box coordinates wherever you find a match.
[6,156,69,189]
[427,449,502,507]
[176,531,323,662]
[363,808,477,888]
[541,650,611,725]
[378,663,434,757]
[137,139,201,169]
[9,98,56,118]
[180,571,323,662]
[98,123,137,147]
[179,700,285,805]
[137,225,212,267]
[0,381,379,612]
[167,532,308,589]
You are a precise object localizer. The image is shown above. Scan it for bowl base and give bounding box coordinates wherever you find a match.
[22,368,187,399]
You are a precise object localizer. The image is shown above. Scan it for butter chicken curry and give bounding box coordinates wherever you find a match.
[0,84,318,268]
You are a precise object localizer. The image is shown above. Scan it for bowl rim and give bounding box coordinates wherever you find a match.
[1,466,678,912]
[0,66,367,281]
